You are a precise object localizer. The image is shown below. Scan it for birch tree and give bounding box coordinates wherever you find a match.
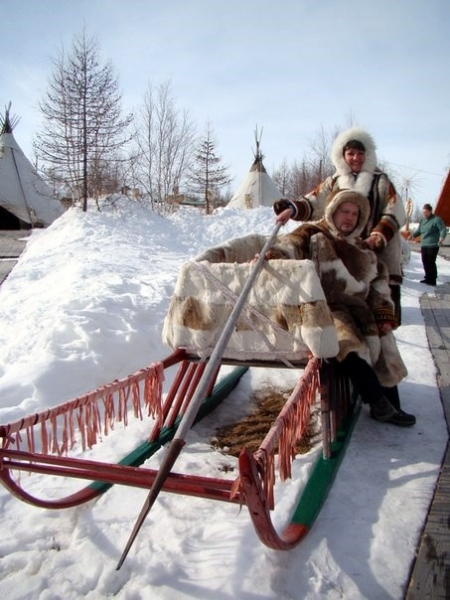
[132,81,195,213]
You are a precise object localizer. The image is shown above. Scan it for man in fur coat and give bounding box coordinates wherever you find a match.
[273,127,405,324]
[266,188,415,427]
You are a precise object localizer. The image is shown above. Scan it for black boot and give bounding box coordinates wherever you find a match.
[370,396,397,422]
[385,410,416,427]
[381,387,416,426]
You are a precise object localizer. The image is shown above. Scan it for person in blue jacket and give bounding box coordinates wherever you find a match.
[410,204,447,286]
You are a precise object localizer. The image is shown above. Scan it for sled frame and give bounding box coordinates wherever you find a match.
[0,350,355,551]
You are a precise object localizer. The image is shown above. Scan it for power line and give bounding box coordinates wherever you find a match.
[388,162,447,178]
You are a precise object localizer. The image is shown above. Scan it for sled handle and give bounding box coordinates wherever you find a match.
[116,221,283,569]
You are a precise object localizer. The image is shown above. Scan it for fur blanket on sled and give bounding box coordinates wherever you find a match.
[162,234,339,362]
[163,206,407,387]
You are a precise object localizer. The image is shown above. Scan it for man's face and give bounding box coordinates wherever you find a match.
[423,208,432,219]
[344,148,365,173]
[333,202,360,235]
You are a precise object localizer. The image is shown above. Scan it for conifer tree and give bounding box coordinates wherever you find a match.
[35,28,133,211]
[189,123,232,214]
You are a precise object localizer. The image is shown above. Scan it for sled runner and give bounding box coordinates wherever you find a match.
[0,227,357,567]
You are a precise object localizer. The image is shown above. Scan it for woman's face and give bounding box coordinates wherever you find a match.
[344,148,365,173]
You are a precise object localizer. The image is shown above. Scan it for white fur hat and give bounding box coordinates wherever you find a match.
[331,127,378,175]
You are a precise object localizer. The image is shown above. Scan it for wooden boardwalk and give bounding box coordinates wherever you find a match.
[405,282,450,599]
[0,230,30,284]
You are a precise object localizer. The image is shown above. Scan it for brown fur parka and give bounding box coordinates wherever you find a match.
[269,190,407,386]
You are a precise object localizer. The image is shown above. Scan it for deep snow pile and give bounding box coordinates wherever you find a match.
[0,197,447,600]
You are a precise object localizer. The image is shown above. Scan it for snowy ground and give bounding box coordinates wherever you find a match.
[0,199,448,599]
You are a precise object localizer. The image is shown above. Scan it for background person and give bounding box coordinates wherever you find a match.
[409,203,447,286]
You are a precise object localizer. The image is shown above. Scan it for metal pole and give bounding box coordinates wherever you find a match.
[116,221,283,569]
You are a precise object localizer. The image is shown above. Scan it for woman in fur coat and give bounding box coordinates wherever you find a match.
[267,188,415,427]
[273,127,405,324]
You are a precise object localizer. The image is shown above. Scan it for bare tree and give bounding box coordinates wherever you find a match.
[291,159,315,198]
[34,28,133,211]
[188,123,232,214]
[132,81,195,213]
[306,125,336,186]
[272,158,291,197]
[272,125,338,200]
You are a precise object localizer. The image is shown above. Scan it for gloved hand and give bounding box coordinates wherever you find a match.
[273,199,293,215]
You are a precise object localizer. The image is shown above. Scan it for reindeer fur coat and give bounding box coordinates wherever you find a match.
[270,189,407,387]
[286,127,406,286]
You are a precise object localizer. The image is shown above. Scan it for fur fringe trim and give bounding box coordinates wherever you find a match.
[251,357,321,507]
[1,362,165,455]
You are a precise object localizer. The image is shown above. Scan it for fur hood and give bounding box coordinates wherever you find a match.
[331,127,378,196]
[323,189,371,241]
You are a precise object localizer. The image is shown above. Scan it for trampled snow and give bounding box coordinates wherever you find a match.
[0,197,447,599]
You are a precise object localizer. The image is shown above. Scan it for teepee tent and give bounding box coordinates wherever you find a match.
[228,129,283,210]
[0,104,64,229]
[434,169,450,226]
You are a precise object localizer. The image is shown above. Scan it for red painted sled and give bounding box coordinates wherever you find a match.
[0,225,359,567]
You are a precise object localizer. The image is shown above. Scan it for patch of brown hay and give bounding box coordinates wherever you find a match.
[211,388,318,458]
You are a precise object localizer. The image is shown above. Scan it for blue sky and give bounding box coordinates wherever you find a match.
[1,0,449,206]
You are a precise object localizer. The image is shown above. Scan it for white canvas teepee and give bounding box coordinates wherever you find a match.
[228,130,283,210]
[0,104,64,228]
